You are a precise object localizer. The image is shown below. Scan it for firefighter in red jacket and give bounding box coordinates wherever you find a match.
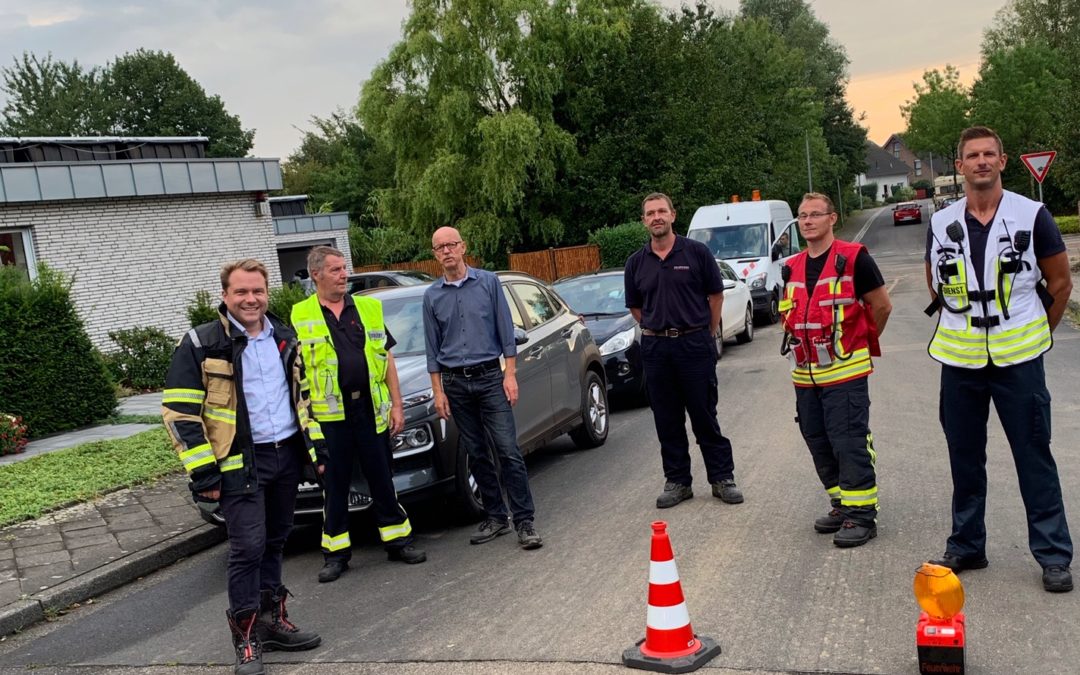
[779,193,893,548]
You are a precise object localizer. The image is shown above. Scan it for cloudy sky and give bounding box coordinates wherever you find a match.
[1,1,1008,159]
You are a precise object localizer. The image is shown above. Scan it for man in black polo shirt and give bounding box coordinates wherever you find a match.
[625,192,744,509]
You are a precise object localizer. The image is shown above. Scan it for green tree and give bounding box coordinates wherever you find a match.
[983,0,1080,55]
[0,50,253,157]
[901,66,971,188]
[0,52,110,135]
[970,44,1070,200]
[281,110,392,227]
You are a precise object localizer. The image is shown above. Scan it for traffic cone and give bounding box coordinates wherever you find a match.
[623,521,721,673]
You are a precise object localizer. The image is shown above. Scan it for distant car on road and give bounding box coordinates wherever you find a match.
[936,197,961,212]
[347,270,434,294]
[893,202,922,226]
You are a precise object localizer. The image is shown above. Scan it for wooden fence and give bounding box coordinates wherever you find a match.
[353,244,600,283]
[508,244,601,282]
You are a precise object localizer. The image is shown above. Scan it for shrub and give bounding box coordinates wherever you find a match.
[0,414,28,456]
[0,264,116,436]
[1056,214,1078,235]
[104,327,176,391]
[186,289,219,327]
[269,283,309,320]
[589,221,647,268]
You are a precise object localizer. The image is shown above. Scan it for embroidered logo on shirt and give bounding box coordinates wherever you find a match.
[673,265,690,271]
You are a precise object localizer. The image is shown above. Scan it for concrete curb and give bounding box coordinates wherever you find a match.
[0,522,225,636]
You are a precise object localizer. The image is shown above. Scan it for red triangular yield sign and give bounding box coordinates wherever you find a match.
[1020,151,1056,183]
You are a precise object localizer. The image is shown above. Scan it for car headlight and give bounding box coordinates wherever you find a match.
[599,327,636,356]
[392,424,433,456]
[402,388,433,409]
[748,273,767,290]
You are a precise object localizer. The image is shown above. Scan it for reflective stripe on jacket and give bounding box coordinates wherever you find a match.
[291,294,392,432]
[161,307,325,496]
[781,239,876,387]
[928,191,1050,368]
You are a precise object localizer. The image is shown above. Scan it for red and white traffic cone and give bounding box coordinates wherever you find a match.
[623,521,721,673]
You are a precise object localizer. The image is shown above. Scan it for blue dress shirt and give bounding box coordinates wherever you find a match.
[422,267,517,373]
[228,314,298,444]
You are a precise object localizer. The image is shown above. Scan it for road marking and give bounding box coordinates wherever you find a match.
[853,206,886,243]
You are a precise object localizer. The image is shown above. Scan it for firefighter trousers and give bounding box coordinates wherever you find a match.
[794,376,877,526]
[940,357,1072,567]
[218,432,303,614]
[319,397,412,562]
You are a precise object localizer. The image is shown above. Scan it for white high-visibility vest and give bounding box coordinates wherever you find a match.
[928,190,1051,368]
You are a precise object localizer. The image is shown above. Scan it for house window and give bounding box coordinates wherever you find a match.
[0,229,37,280]
[893,142,900,158]
[914,159,922,176]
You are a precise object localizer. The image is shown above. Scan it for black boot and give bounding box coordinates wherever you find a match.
[257,587,322,652]
[226,608,265,675]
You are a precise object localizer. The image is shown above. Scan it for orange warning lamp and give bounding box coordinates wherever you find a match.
[731,194,740,203]
[751,189,761,201]
[914,562,966,673]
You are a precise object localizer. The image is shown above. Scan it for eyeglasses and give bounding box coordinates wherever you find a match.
[796,212,833,221]
[432,241,463,253]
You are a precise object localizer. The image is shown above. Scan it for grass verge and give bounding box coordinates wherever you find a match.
[100,413,162,425]
[0,428,180,527]
[1058,215,1078,235]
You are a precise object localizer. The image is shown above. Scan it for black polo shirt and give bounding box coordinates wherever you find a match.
[624,235,724,330]
[320,295,396,402]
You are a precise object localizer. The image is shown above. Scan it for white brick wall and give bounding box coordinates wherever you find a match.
[0,194,282,348]
[274,229,354,275]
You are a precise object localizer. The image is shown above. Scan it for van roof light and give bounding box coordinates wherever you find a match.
[751,189,761,201]
[731,194,740,203]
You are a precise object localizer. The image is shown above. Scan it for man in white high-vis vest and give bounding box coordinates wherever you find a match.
[924,126,1074,593]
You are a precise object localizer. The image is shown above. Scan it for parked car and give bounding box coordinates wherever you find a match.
[893,202,922,225]
[290,272,610,522]
[347,270,434,294]
[551,263,754,402]
[936,196,960,212]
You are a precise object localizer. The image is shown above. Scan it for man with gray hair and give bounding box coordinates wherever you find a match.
[291,246,426,584]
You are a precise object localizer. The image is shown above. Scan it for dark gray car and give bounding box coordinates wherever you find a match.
[292,271,610,520]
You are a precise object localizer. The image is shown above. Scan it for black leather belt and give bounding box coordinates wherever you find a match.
[641,326,706,337]
[442,358,501,377]
[253,432,300,451]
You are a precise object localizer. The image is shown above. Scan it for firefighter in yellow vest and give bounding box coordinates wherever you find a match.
[925,126,1073,593]
[780,193,892,548]
[292,246,426,583]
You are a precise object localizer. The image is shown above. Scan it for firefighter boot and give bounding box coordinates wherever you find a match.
[257,588,322,652]
[226,608,265,675]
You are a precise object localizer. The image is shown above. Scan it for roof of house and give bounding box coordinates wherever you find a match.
[863,142,912,179]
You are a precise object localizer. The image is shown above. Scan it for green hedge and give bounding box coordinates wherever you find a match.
[589,221,647,268]
[0,265,116,436]
[186,289,219,327]
[1056,215,1078,235]
[104,326,176,390]
[269,283,309,320]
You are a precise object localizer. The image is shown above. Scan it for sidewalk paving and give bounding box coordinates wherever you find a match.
[0,391,225,636]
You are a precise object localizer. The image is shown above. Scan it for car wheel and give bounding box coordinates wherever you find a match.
[454,440,487,520]
[757,292,779,325]
[569,370,609,449]
[736,303,754,344]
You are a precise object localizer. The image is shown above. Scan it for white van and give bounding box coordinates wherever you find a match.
[686,199,799,324]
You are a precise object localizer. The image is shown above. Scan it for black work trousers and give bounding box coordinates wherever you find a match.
[794,377,877,526]
[940,356,1072,567]
[219,433,303,614]
[319,395,412,562]
[641,331,735,485]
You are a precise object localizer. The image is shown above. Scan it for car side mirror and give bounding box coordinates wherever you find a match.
[722,279,736,290]
[514,327,529,345]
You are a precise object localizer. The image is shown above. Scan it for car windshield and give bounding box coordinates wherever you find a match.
[553,275,626,315]
[381,295,427,356]
[393,271,433,285]
[688,223,768,259]
[899,203,917,209]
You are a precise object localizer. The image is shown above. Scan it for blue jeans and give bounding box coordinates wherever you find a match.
[442,368,536,526]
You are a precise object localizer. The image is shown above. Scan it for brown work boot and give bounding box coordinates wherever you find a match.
[226,608,264,675]
[257,588,322,652]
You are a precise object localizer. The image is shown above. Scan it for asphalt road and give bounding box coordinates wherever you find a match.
[3,202,1079,674]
